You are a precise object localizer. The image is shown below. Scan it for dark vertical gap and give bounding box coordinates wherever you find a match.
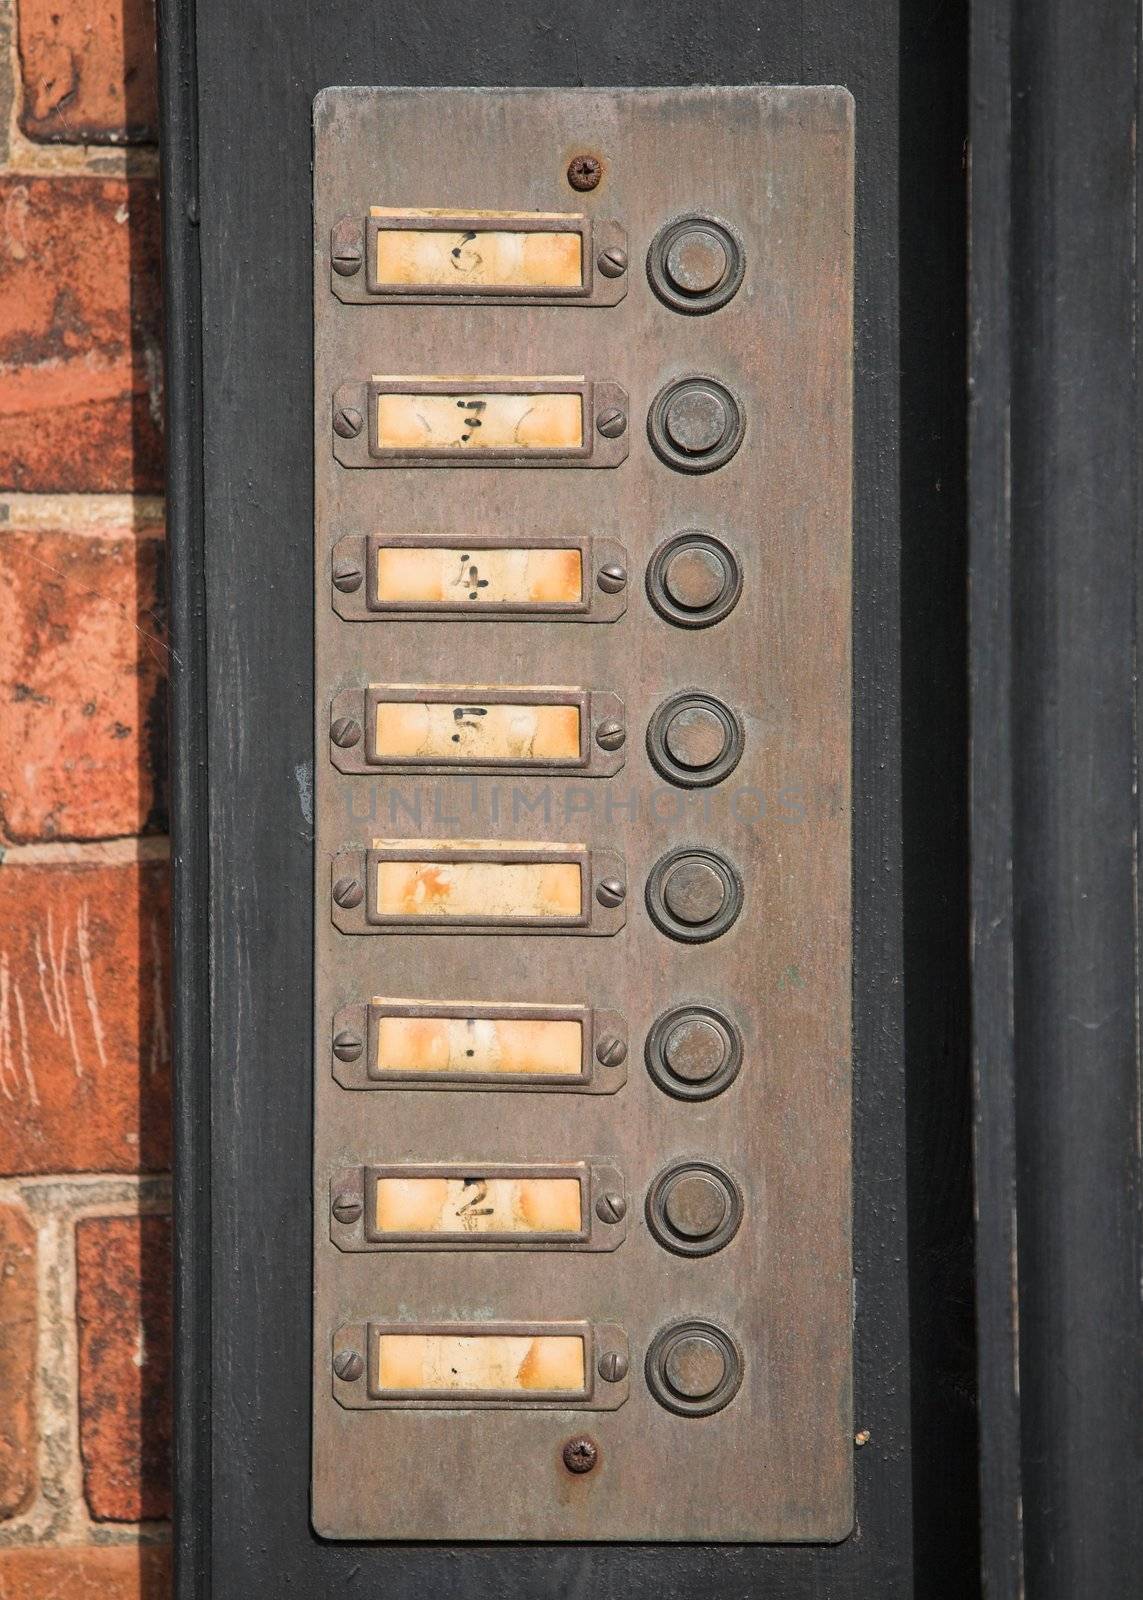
[157,0,210,1592]
[899,2,979,1595]
[1007,0,1143,1593]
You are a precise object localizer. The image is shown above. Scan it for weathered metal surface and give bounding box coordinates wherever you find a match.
[314,86,853,1543]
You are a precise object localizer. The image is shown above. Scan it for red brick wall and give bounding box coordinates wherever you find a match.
[0,0,171,1592]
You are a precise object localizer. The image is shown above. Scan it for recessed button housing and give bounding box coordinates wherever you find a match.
[646,1159,744,1256]
[647,214,746,314]
[645,1320,744,1418]
[645,1003,743,1100]
[646,531,743,628]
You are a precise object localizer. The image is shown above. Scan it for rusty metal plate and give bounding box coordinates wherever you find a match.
[314,86,854,1543]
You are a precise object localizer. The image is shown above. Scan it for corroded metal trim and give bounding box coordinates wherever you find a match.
[330,1000,628,1093]
[327,1161,627,1251]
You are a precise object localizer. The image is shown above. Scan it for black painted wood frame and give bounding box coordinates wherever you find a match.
[159,2,977,1594]
[969,1,1143,1597]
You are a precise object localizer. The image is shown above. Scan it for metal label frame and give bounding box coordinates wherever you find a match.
[330,844,627,935]
[331,378,630,468]
[328,210,628,306]
[329,533,629,623]
[327,1161,627,1251]
[328,685,625,777]
[331,1320,630,1411]
[330,1000,629,1093]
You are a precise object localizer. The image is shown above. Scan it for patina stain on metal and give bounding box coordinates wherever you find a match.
[313,86,854,1542]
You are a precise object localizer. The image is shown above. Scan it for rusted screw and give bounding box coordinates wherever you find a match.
[562,1435,599,1474]
[332,1192,363,1225]
[596,563,628,595]
[334,406,363,439]
[595,1035,627,1069]
[332,562,363,593]
[595,719,625,752]
[333,876,364,909]
[330,716,362,748]
[597,246,628,278]
[595,877,626,909]
[334,1349,364,1382]
[598,1351,629,1383]
[596,406,628,439]
[567,155,602,192]
[595,1191,627,1224]
[332,1030,363,1063]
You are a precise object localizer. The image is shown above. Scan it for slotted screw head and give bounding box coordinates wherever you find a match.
[332,563,363,593]
[597,246,628,278]
[567,155,602,192]
[595,1035,627,1069]
[330,716,362,749]
[594,719,625,751]
[595,1191,627,1224]
[333,876,364,909]
[562,1435,599,1473]
[596,877,626,908]
[332,245,363,276]
[596,407,628,439]
[332,1193,363,1225]
[598,1350,629,1383]
[597,563,628,594]
[333,1349,364,1382]
[334,406,363,439]
[332,1030,363,1063]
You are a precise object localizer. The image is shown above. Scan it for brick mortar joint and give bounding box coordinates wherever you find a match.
[0,1174,172,1546]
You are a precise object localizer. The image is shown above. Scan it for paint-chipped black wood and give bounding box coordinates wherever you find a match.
[162,1,974,1592]
[969,1,1143,1595]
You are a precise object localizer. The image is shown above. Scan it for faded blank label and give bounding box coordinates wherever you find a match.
[376,392,583,451]
[374,1015,583,1076]
[376,229,582,290]
[376,546,583,606]
[375,1176,583,1235]
[375,701,581,762]
[375,860,582,920]
[376,1334,586,1394]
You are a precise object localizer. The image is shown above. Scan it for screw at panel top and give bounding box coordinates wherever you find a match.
[567,155,602,191]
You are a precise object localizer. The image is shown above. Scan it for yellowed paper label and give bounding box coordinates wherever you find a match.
[375,545,583,606]
[376,227,582,290]
[375,859,582,920]
[376,1333,586,1394]
[374,1014,583,1076]
[375,699,581,762]
[376,390,583,451]
[374,1176,583,1236]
